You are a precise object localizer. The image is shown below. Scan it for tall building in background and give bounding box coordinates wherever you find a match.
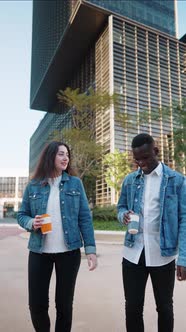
[90,0,177,36]
[30,0,186,205]
[30,0,177,111]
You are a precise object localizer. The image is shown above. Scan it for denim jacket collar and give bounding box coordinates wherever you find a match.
[134,162,176,180]
[61,171,70,182]
[31,171,70,186]
[161,163,176,178]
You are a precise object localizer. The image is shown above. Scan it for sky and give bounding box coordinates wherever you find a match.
[0,0,186,172]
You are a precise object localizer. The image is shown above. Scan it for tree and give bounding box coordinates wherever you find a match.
[115,97,186,173]
[57,87,117,133]
[56,87,117,175]
[103,149,131,200]
[144,100,186,172]
[53,87,117,201]
[171,99,186,172]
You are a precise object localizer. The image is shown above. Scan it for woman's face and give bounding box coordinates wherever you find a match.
[54,145,69,174]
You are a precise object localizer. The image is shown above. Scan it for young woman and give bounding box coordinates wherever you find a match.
[17,141,97,332]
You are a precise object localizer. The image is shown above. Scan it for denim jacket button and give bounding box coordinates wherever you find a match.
[62,201,64,204]
[65,230,68,234]
[135,199,138,202]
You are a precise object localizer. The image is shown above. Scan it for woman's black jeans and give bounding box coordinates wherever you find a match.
[28,249,81,332]
[122,249,175,332]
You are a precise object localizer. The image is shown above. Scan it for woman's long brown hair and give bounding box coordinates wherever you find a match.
[32,141,76,180]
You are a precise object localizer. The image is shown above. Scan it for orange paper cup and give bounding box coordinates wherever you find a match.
[40,214,52,234]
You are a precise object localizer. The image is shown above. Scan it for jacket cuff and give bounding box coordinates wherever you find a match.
[118,211,125,224]
[27,218,34,231]
[84,245,96,255]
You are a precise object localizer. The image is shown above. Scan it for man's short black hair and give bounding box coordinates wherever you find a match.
[131,133,154,148]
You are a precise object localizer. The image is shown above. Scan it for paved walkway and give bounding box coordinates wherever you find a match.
[0,224,186,331]
[0,217,17,223]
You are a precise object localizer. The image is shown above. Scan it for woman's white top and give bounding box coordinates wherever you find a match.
[42,175,69,253]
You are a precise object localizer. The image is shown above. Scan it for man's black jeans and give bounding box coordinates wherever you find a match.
[122,249,175,332]
[28,249,81,332]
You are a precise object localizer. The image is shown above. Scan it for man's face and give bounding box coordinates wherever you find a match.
[132,143,159,174]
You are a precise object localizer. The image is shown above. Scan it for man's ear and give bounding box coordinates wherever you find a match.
[154,147,159,155]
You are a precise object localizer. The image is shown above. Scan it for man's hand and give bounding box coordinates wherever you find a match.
[177,265,186,281]
[123,210,134,225]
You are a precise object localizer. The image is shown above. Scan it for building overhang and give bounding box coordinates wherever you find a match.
[179,33,186,43]
[30,1,110,112]
[31,1,185,112]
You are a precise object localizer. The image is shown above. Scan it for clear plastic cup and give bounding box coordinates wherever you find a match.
[128,213,139,235]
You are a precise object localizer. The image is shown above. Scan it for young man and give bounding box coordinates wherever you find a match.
[117,133,186,332]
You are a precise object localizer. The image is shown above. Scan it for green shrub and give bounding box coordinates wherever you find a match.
[93,219,124,231]
[92,205,117,221]
[13,211,18,219]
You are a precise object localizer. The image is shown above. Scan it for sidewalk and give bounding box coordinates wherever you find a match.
[18,228,125,245]
[0,217,125,244]
[0,217,17,224]
[0,225,186,331]
[95,230,124,244]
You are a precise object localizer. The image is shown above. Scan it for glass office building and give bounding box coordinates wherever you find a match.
[90,0,176,36]
[30,0,186,205]
[30,0,177,112]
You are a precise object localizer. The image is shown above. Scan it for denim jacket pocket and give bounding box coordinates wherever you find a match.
[64,190,80,211]
[164,194,178,214]
[29,193,43,216]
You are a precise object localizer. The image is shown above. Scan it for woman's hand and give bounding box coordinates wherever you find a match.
[32,215,44,230]
[86,253,97,271]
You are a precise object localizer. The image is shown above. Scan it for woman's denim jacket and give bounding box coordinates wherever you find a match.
[17,172,96,255]
[117,163,186,266]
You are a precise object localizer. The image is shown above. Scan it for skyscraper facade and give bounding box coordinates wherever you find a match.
[30,0,186,205]
[90,0,177,36]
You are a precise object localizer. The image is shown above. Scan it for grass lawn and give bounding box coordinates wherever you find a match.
[93,219,126,231]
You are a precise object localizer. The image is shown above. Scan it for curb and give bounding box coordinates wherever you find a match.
[0,223,21,228]
[94,230,125,235]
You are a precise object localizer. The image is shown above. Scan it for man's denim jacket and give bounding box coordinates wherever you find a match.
[117,163,186,266]
[17,172,96,255]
